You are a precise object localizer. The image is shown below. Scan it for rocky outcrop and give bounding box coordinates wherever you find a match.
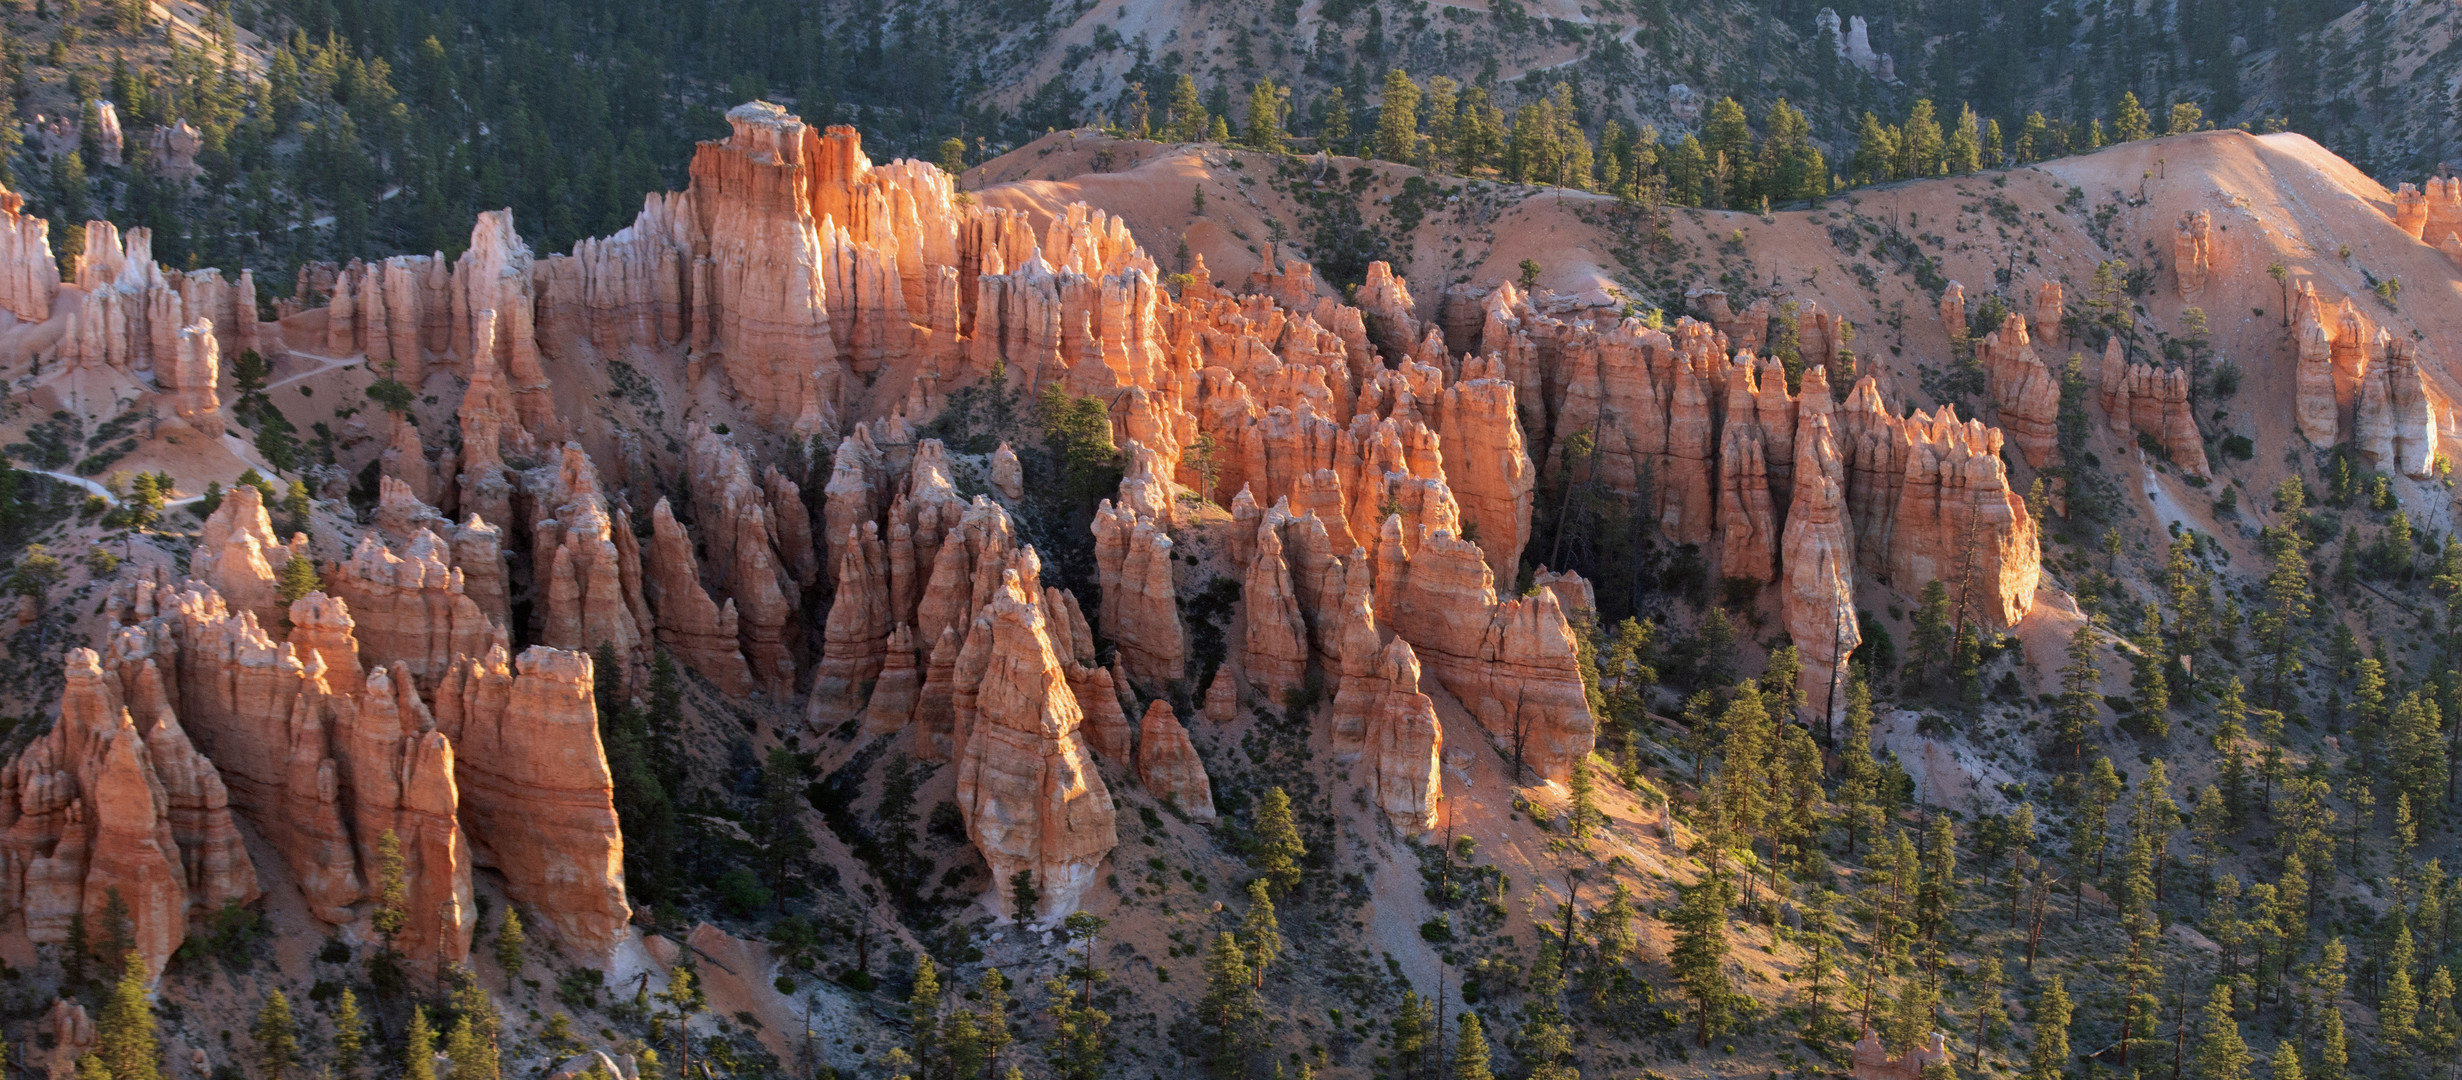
[1938,281,1965,336]
[158,317,224,436]
[1432,377,1534,579]
[1372,519,1595,781]
[1133,701,1215,821]
[990,442,1024,503]
[0,183,56,323]
[149,119,204,181]
[1780,415,1860,723]
[0,650,259,981]
[2358,337,2440,478]
[333,664,474,981]
[2032,280,2064,349]
[644,499,755,695]
[1715,357,1778,584]
[1881,407,2042,629]
[2173,210,2215,298]
[532,445,652,661]
[1355,261,1421,362]
[2395,177,2462,252]
[685,102,844,433]
[812,521,892,714]
[1090,503,1184,689]
[1360,638,1442,830]
[2096,343,2209,479]
[434,646,630,961]
[952,571,1118,924]
[1240,522,1311,707]
[328,530,507,695]
[1978,314,2059,469]
[2295,297,2339,443]
[191,485,304,628]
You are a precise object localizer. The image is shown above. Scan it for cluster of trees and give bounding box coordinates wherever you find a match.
[1117,66,2241,216]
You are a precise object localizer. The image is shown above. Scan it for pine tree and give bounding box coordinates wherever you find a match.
[447,978,500,1080]
[1391,991,1432,1078]
[1702,97,1756,202]
[2270,1040,2304,1080]
[2114,92,2152,141]
[1838,670,1887,855]
[1163,75,1208,142]
[1451,1013,1493,1080]
[1238,878,1281,988]
[1251,787,1306,896]
[1944,103,1982,173]
[495,907,525,977]
[1198,932,1261,1077]
[2316,1008,2348,1080]
[1853,112,1900,184]
[252,989,299,1080]
[1373,69,1419,162]
[276,551,322,606]
[1901,99,1945,177]
[2055,619,2104,766]
[2027,976,2071,1080]
[1669,875,1733,1046]
[1970,958,2009,1062]
[332,989,365,1080]
[97,952,161,1080]
[1041,974,1110,1080]
[1566,755,1600,839]
[976,968,1013,1078]
[1242,80,1287,153]
[2382,922,2421,1048]
[403,1007,436,1080]
[908,954,942,1075]
[2192,983,2250,1080]
[1422,76,1459,168]
[1910,580,1954,689]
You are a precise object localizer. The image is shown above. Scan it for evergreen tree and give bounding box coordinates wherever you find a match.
[1853,112,1900,184]
[2114,92,2152,141]
[1901,99,1945,177]
[403,1007,436,1080]
[252,989,298,1080]
[1910,580,1954,689]
[1451,1013,1493,1080]
[276,551,322,607]
[1702,97,1756,203]
[444,980,499,1080]
[495,907,525,978]
[1198,932,1262,1077]
[2027,976,2071,1080]
[1238,878,1281,987]
[2056,619,2105,766]
[1242,80,1288,153]
[1391,991,1433,1079]
[1040,974,1110,1080]
[908,954,942,1074]
[1251,787,1306,896]
[1163,75,1208,142]
[2192,984,2250,1080]
[1566,754,1601,839]
[2316,1007,2348,1080]
[750,747,814,903]
[2270,1041,2303,1080]
[1837,670,1887,855]
[1374,69,1420,162]
[1669,874,1733,1046]
[1422,76,1459,168]
[97,952,160,1080]
[2382,922,2420,1048]
[332,988,365,1080]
